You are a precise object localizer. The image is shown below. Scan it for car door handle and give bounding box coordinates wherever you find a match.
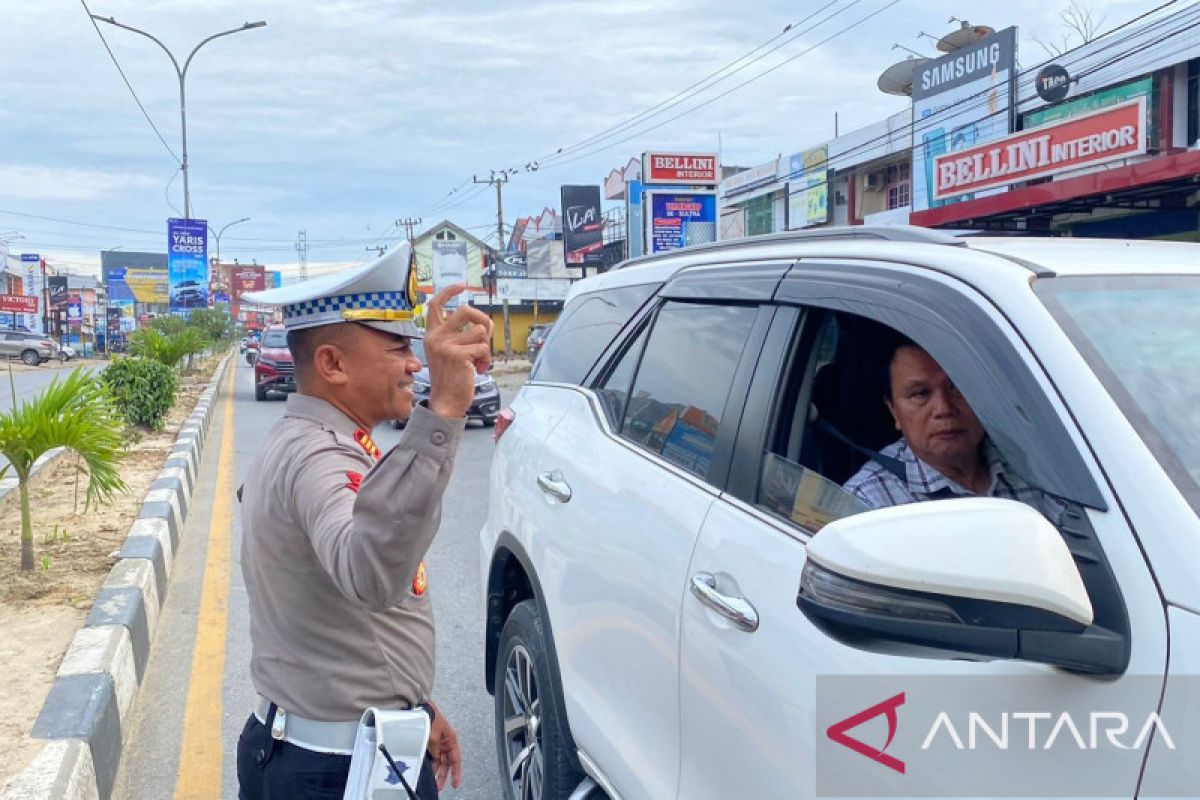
[537,470,572,503]
[690,573,759,632]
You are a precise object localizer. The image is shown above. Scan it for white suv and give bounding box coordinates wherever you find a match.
[478,227,1200,800]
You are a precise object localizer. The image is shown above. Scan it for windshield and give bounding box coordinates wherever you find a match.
[1037,275,1200,513]
[261,329,288,348]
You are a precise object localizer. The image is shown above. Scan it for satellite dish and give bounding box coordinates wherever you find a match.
[877,56,930,96]
[938,21,995,52]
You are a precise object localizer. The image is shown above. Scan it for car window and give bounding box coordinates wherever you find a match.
[532,283,658,385]
[261,329,288,348]
[595,322,649,428]
[756,312,871,532]
[619,301,757,480]
[1037,275,1200,514]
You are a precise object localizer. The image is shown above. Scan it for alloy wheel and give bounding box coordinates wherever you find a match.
[503,643,544,800]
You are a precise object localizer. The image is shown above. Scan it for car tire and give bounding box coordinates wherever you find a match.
[57,352,68,363]
[482,417,497,427]
[255,385,267,402]
[20,350,39,367]
[495,600,584,800]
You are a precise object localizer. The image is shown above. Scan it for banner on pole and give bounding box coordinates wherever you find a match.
[167,218,209,313]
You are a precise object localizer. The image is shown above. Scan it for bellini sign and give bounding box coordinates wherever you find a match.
[932,97,1146,201]
[641,152,720,185]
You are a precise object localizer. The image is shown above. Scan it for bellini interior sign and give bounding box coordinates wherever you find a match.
[641,152,720,185]
[932,97,1146,201]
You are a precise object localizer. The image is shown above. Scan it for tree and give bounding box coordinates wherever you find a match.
[186,307,234,345]
[148,315,188,337]
[129,327,208,370]
[0,369,126,571]
[1034,1,1107,57]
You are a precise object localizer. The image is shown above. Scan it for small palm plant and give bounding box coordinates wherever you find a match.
[130,328,207,371]
[0,368,127,571]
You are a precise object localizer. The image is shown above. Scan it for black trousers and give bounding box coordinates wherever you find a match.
[237,713,439,800]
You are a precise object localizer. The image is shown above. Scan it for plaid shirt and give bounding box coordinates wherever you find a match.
[843,438,1066,525]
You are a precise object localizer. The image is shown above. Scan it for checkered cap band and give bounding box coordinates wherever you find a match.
[282,291,409,324]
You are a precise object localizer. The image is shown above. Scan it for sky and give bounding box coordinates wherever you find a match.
[0,0,1160,279]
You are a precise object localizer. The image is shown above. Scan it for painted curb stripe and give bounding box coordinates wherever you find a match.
[2,354,234,800]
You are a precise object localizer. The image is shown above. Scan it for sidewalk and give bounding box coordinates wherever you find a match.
[491,355,532,376]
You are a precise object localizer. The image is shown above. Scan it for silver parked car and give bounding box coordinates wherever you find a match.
[0,331,57,366]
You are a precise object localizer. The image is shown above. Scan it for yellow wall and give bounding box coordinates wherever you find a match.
[485,308,560,354]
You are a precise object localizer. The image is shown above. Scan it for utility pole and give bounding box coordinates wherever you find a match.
[41,257,49,339]
[396,217,422,246]
[296,229,308,281]
[365,244,387,257]
[474,171,510,356]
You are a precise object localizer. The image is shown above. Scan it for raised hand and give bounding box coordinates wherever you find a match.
[423,284,494,419]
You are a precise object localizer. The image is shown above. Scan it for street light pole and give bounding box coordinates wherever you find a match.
[90,16,266,219]
[208,216,250,265]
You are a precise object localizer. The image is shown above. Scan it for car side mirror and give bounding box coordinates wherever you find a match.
[797,498,1126,675]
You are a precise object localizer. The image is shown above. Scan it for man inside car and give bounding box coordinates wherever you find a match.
[843,336,1064,523]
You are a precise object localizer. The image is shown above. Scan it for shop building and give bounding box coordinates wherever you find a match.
[905,7,1200,238]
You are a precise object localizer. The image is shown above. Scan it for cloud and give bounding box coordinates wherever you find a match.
[0,164,164,202]
[0,0,1185,264]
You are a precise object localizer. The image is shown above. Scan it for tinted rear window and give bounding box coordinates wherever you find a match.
[261,329,288,348]
[532,283,659,385]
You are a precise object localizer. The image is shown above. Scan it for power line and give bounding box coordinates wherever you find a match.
[78,0,180,164]
[722,0,1193,195]
[0,208,162,235]
[544,0,901,171]
[416,177,474,216]
[423,182,492,217]
[408,0,870,216]
[726,36,1200,208]
[0,208,418,248]
[404,0,1182,223]
[353,221,401,266]
[536,0,865,167]
[409,0,896,208]
[164,166,183,217]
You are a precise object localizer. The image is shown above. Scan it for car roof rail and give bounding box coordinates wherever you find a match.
[613,225,965,270]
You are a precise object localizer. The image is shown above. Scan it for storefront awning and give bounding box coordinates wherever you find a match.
[910,150,1200,231]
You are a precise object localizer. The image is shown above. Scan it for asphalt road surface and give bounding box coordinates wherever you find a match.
[111,358,510,799]
[0,360,92,415]
[0,360,97,471]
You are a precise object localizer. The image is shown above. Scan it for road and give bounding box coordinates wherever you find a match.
[0,360,98,471]
[0,360,96,414]
[111,358,509,799]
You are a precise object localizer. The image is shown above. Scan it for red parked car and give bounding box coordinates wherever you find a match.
[253,324,295,401]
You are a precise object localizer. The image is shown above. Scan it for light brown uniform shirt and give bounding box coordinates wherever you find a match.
[241,393,465,721]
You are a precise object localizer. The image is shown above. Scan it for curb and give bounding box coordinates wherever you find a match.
[0,448,69,510]
[1,352,233,800]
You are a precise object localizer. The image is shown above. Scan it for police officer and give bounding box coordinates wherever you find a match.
[236,243,491,798]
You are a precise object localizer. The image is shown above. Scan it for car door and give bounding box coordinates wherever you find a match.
[676,261,1168,800]
[528,293,771,800]
[6,332,30,357]
[0,333,16,358]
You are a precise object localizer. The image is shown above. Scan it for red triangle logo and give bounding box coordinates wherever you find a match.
[826,692,906,774]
